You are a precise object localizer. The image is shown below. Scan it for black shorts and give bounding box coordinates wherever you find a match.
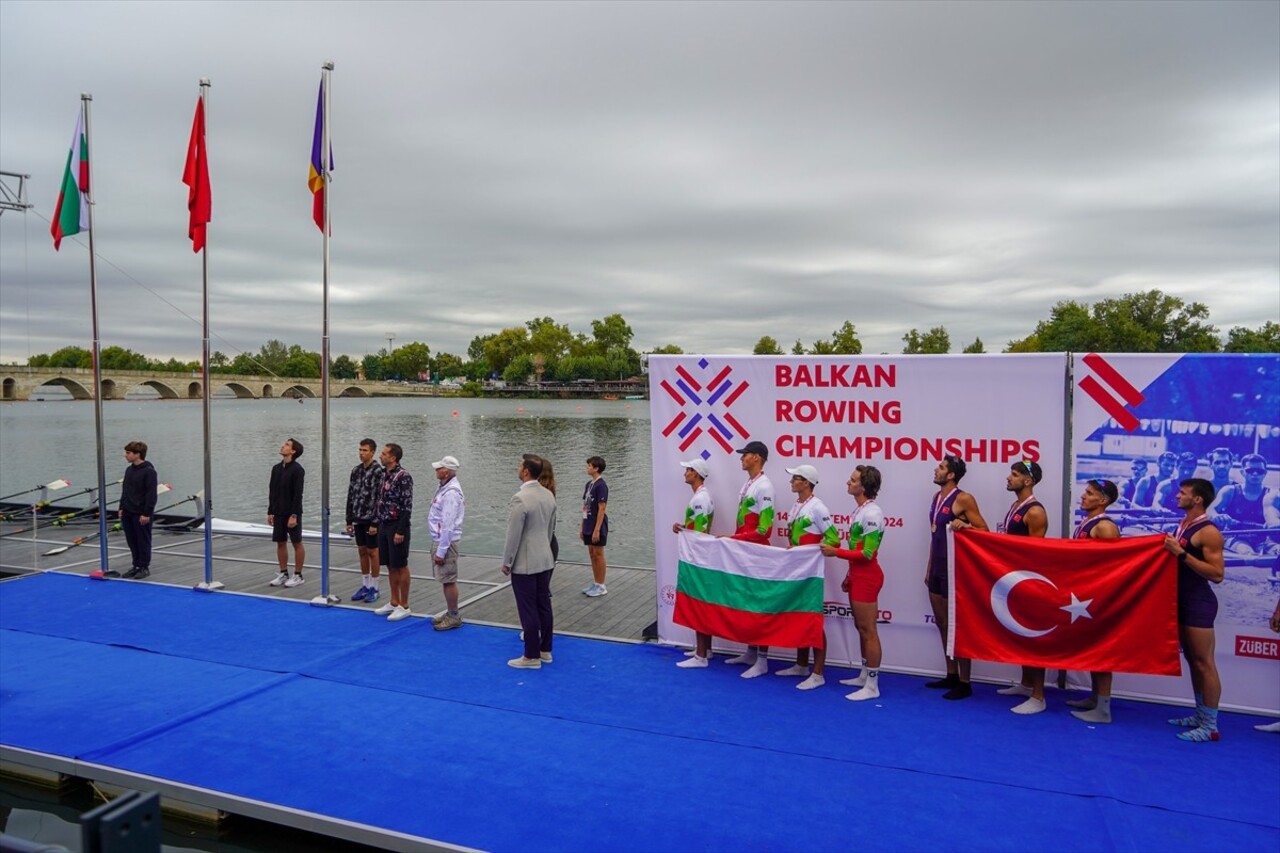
[351,522,376,548]
[582,530,608,548]
[378,526,411,570]
[272,515,302,544]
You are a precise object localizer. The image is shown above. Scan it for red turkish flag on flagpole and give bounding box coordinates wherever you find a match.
[183,96,211,252]
[949,529,1180,675]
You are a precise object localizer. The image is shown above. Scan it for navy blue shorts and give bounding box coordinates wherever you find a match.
[1178,587,1219,629]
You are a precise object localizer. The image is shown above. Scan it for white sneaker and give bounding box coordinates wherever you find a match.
[584,583,608,598]
[373,602,395,616]
[741,658,769,679]
[284,574,305,588]
[677,655,709,669]
[775,664,810,677]
[387,606,412,622]
[796,674,825,690]
[581,583,595,595]
[268,572,288,587]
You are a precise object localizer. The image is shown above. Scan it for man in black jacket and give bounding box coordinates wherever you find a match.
[119,441,157,580]
[268,438,306,588]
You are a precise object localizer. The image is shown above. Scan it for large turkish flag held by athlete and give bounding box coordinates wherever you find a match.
[949,530,1180,675]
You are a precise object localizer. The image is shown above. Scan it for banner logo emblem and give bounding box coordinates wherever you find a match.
[1079,352,1146,432]
[659,358,752,456]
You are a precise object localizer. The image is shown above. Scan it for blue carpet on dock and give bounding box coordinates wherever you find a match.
[1,572,1278,852]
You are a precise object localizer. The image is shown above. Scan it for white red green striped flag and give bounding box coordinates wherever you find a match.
[674,531,826,648]
[51,110,89,250]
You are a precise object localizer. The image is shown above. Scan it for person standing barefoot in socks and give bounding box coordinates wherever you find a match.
[821,465,887,702]
[724,440,776,678]
[674,458,716,669]
[1067,479,1122,724]
[997,460,1050,715]
[923,455,987,700]
[775,464,839,690]
[1164,478,1227,742]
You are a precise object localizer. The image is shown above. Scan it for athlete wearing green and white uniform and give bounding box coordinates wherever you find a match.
[685,485,715,533]
[732,473,776,544]
[787,495,839,547]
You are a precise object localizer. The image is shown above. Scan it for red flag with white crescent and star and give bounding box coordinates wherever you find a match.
[948,529,1180,675]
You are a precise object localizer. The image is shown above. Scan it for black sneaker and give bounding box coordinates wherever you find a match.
[126,567,150,580]
[122,567,142,579]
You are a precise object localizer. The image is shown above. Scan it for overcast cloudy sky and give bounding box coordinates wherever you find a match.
[1,0,1276,365]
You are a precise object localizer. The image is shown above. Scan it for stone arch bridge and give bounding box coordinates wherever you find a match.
[1,366,413,401]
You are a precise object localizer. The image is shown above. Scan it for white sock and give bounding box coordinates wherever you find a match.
[846,683,880,702]
[725,651,757,666]
[361,574,371,588]
[370,576,381,590]
[677,655,709,669]
[1012,697,1047,715]
[1254,721,1280,733]
[776,664,810,677]
[797,673,825,690]
[840,659,869,686]
[741,658,769,679]
[997,683,1033,696]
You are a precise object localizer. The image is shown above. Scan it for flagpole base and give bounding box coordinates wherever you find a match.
[193,580,225,592]
[310,594,339,607]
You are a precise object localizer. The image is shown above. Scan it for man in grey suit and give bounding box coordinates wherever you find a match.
[502,453,559,669]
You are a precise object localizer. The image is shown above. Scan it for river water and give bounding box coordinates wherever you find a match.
[0,396,656,567]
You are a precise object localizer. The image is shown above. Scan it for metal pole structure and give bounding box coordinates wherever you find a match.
[313,61,338,606]
[194,79,222,592]
[82,94,111,574]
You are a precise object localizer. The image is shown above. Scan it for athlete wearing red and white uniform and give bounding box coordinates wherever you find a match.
[777,464,837,690]
[822,464,888,701]
[674,458,717,669]
[724,440,777,679]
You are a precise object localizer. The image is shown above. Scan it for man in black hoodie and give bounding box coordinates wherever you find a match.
[119,441,157,580]
[268,437,307,588]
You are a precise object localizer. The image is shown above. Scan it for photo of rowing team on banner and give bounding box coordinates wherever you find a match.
[670,441,1280,743]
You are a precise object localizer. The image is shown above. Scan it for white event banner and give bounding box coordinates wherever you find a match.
[1069,352,1280,713]
[648,354,1068,682]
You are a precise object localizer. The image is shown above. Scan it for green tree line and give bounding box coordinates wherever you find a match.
[22,294,1280,380]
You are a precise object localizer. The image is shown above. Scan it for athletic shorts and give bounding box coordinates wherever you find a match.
[847,564,884,604]
[582,531,608,547]
[272,515,302,544]
[432,542,459,583]
[926,565,947,597]
[351,522,376,548]
[377,527,411,570]
[1178,587,1219,629]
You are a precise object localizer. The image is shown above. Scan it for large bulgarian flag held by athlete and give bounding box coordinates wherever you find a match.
[949,529,1180,675]
[51,110,89,250]
[674,532,825,648]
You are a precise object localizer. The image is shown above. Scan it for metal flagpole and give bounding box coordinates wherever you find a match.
[313,61,338,607]
[82,93,110,574]
[194,79,222,592]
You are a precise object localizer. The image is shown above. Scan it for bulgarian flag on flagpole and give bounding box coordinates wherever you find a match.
[674,532,826,648]
[51,109,89,251]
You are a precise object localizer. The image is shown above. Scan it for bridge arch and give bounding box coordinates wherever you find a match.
[2,378,14,400]
[338,386,371,398]
[126,379,180,399]
[220,382,258,399]
[281,384,316,398]
[35,377,93,400]
[187,381,201,399]
[262,384,274,398]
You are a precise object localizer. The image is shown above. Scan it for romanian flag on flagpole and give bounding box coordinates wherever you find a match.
[308,79,332,231]
[674,532,826,648]
[182,96,211,252]
[51,110,89,250]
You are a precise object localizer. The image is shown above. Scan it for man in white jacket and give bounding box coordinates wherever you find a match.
[429,455,466,631]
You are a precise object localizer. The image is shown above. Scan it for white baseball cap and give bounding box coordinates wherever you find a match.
[785,464,820,486]
[432,455,461,471]
[680,459,710,478]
